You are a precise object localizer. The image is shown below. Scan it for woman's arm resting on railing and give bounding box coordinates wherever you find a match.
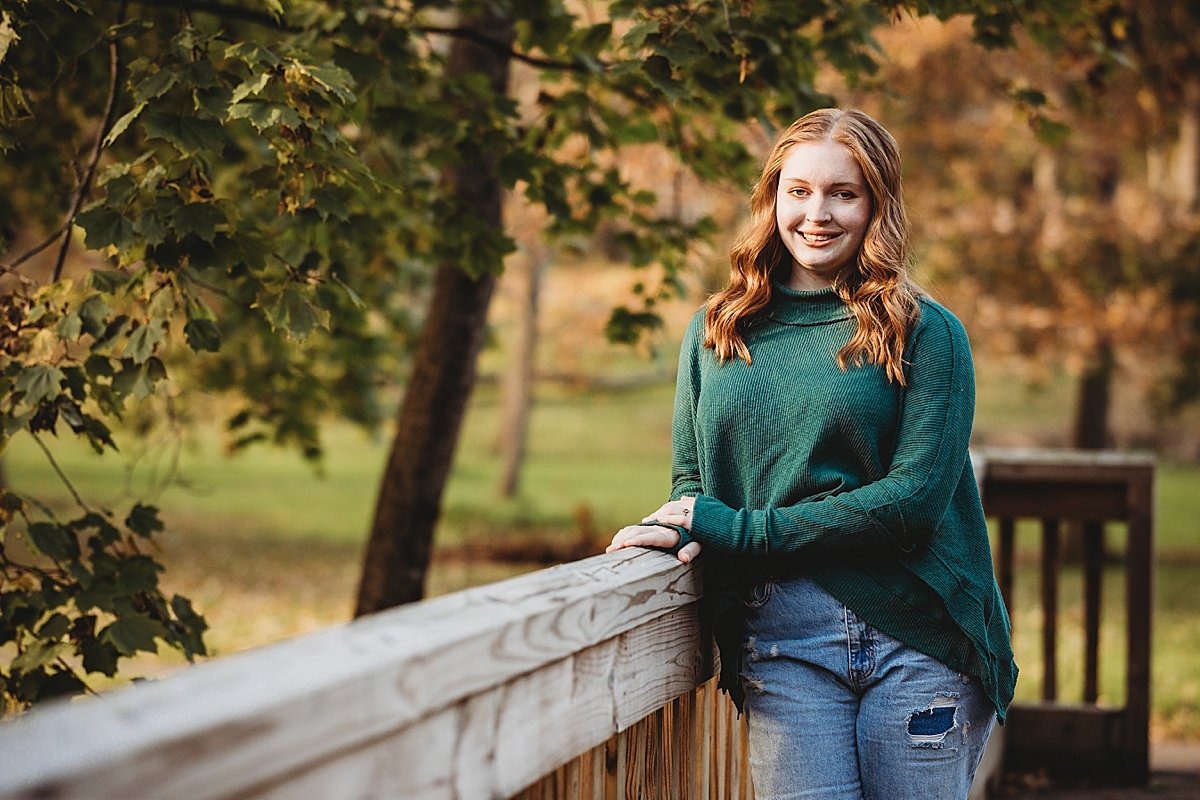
[669,314,706,502]
[608,314,704,564]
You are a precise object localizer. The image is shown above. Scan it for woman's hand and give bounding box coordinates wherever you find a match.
[605,496,701,563]
[643,496,696,530]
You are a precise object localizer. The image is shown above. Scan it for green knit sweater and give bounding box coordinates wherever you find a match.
[666,282,1017,721]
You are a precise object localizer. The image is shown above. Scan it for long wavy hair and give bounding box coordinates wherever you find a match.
[704,108,921,385]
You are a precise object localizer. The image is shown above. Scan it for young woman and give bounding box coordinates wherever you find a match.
[607,108,1017,799]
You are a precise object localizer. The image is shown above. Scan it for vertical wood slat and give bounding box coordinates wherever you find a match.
[714,682,727,799]
[1124,474,1155,784]
[707,684,718,799]
[579,743,593,799]
[1041,517,1060,702]
[619,724,633,800]
[672,703,682,800]
[722,686,730,800]
[566,756,579,798]
[708,682,719,800]
[699,679,712,800]
[604,735,618,800]
[739,711,752,800]
[1082,520,1105,703]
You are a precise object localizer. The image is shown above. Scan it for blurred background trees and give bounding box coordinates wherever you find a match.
[847,2,1200,456]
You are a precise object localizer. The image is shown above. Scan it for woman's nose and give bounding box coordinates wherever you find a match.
[807,196,833,222]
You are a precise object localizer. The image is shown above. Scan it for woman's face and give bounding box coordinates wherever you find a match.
[774,139,872,291]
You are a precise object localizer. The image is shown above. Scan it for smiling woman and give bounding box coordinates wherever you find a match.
[608,108,1016,800]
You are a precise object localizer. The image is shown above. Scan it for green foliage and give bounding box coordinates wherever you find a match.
[0,0,1122,710]
[0,494,207,710]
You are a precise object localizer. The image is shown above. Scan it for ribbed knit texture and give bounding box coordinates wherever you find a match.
[665,282,1017,721]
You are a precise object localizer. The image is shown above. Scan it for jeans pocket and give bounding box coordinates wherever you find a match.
[743,579,776,610]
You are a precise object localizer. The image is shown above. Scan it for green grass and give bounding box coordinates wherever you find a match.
[1005,560,1200,742]
[4,378,1200,738]
[1155,463,1200,553]
[5,382,675,546]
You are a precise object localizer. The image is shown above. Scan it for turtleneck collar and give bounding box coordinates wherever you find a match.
[766,280,852,326]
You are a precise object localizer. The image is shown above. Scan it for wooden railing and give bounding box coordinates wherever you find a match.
[0,449,1153,799]
[0,547,732,799]
[978,448,1155,785]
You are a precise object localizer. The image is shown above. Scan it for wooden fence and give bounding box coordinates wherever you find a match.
[0,449,1153,798]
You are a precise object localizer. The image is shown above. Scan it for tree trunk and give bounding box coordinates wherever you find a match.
[1034,149,1065,256]
[1072,339,1114,451]
[1064,338,1114,564]
[496,243,548,498]
[1171,78,1199,213]
[354,12,514,616]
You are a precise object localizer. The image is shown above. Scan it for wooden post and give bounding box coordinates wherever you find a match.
[1082,520,1104,703]
[1041,517,1060,702]
[1124,471,1154,784]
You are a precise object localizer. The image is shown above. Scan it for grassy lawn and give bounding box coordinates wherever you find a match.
[4,379,1199,738]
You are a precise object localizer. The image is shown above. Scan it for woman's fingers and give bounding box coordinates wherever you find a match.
[605,524,680,553]
[676,541,702,563]
[606,525,700,564]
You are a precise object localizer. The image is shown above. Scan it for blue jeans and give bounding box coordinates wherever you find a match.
[740,575,996,800]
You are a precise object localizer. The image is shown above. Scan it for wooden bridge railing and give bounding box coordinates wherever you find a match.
[0,448,1153,799]
[0,545,735,799]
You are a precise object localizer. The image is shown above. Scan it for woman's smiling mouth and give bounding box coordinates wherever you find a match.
[800,231,841,243]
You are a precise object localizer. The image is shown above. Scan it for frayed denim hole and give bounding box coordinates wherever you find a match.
[740,637,766,695]
[907,694,960,749]
[908,705,956,736]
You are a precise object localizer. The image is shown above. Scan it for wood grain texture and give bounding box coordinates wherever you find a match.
[0,549,699,800]
[513,678,750,800]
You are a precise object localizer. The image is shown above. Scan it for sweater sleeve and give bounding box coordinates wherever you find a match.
[669,313,706,503]
[688,304,975,557]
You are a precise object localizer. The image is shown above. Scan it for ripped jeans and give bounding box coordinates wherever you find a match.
[741,575,995,800]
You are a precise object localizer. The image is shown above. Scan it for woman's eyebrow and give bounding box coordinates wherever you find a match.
[780,177,863,188]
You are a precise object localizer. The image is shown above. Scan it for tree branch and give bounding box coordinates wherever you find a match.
[0,223,69,280]
[414,25,601,71]
[55,658,103,698]
[99,0,300,30]
[31,433,91,514]
[102,0,599,71]
[52,0,129,282]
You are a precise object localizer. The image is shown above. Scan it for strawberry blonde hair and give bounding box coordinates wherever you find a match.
[704,108,920,385]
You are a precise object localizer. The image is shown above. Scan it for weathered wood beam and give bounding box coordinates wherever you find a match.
[0,549,703,800]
